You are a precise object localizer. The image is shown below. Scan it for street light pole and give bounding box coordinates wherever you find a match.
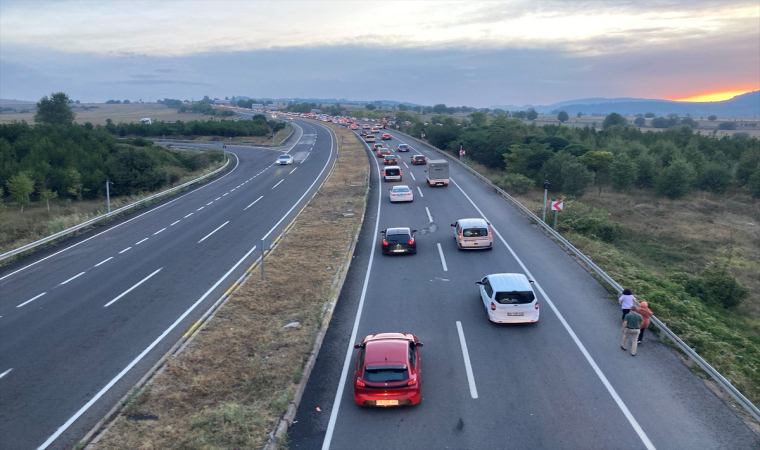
[106,180,113,213]
[542,180,550,222]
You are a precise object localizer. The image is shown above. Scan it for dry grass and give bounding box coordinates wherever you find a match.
[0,103,209,125]
[0,158,226,257]
[88,123,368,449]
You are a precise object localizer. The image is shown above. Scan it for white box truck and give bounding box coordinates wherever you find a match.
[426,160,449,186]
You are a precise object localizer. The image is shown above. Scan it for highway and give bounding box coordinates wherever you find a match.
[0,119,335,449]
[287,125,759,449]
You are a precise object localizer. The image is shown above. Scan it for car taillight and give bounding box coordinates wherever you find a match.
[535,301,539,310]
[458,234,463,239]
[408,239,415,245]
[490,302,496,311]
[356,379,365,387]
[382,240,388,246]
[407,377,417,386]
[488,228,493,238]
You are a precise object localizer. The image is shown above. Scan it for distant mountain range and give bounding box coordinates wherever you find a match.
[490,91,760,118]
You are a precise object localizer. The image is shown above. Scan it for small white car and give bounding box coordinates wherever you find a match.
[476,273,539,323]
[390,185,413,202]
[277,155,294,165]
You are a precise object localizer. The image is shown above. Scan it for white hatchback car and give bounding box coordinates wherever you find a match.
[277,155,294,165]
[476,273,539,323]
[390,185,413,202]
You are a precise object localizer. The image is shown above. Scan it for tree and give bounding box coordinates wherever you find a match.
[696,163,732,194]
[123,99,131,104]
[432,104,448,114]
[655,158,696,198]
[610,153,637,192]
[576,112,583,118]
[746,164,760,198]
[34,92,76,125]
[365,104,377,111]
[602,112,627,129]
[6,172,35,212]
[633,117,646,127]
[644,112,655,118]
[67,168,85,201]
[39,187,58,211]
[469,112,488,127]
[681,116,697,128]
[580,151,614,195]
[708,115,717,121]
[526,109,538,120]
[557,111,569,123]
[561,160,595,198]
[718,122,737,130]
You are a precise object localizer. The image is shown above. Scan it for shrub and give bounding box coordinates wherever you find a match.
[494,173,534,194]
[557,201,623,242]
[655,159,695,198]
[698,261,749,309]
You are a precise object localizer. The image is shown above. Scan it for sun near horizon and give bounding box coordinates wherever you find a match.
[672,89,758,102]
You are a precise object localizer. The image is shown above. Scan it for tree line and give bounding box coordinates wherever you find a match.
[399,112,760,200]
[1,93,226,211]
[103,114,283,138]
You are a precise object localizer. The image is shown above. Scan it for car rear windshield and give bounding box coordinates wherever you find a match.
[393,187,410,193]
[385,168,400,175]
[494,290,536,304]
[386,234,411,243]
[364,365,409,382]
[462,228,488,237]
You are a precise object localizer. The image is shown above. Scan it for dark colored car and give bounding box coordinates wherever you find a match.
[411,155,428,165]
[353,332,423,407]
[377,148,391,157]
[383,155,398,165]
[360,130,368,136]
[397,144,410,152]
[381,227,417,255]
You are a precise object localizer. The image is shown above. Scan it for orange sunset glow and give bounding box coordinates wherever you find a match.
[672,89,758,103]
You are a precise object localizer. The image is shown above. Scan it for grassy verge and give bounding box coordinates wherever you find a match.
[458,157,760,405]
[0,103,210,125]
[0,155,227,257]
[88,122,368,449]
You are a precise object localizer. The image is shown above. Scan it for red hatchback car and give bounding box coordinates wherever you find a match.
[353,332,423,407]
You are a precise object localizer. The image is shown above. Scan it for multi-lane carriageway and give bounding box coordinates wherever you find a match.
[287,124,759,449]
[0,120,335,449]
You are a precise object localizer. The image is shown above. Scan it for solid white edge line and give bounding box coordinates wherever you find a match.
[436,243,448,271]
[60,272,85,285]
[425,207,433,223]
[103,268,163,308]
[456,321,479,399]
[197,221,229,243]
[0,368,12,379]
[410,172,416,181]
[118,247,131,254]
[450,177,655,450]
[94,257,113,267]
[17,292,46,308]
[0,153,242,282]
[417,186,424,198]
[244,196,264,211]
[322,132,381,450]
[271,179,285,189]
[38,241,262,449]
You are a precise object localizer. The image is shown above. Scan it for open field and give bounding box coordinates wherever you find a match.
[0,103,210,125]
[88,122,368,449]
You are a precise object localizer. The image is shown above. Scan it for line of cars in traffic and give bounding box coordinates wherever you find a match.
[350,124,540,408]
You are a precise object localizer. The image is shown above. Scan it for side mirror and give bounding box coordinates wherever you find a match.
[487,222,491,225]
[475,281,483,285]
[415,342,424,348]
[412,229,418,232]
[450,223,456,227]
[529,280,535,284]
[353,343,363,349]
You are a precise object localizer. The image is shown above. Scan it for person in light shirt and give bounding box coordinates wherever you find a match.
[618,288,636,320]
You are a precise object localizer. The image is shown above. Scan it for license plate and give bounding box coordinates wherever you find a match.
[507,312,524,316]
[376,399,399,406]
[394,249,405,253]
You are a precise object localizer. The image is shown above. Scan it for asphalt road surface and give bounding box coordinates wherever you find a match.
[287,124,759,450]
[0,119,335,449]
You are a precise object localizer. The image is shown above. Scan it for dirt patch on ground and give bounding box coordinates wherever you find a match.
[88,122,368,449]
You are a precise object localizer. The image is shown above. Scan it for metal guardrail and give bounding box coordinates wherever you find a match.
[400,131,760,423]
[0,159,230,263]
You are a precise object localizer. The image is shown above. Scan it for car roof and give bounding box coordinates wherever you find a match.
[456,218,488,227]
[364,339,409,366]
[413,154,425,158]
[385,227,412,235]
[391,185,410,190]
[384,155,396,158]
[486,273,533,292]
[384,165,401,170]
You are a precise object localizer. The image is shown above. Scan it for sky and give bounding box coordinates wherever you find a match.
[1,0,758,107]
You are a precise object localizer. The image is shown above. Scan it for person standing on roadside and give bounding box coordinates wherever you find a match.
[619,288,636,320]
[622,305,643,356]
[637,301,653,344]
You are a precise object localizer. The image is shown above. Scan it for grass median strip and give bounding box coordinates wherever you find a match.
[88,122,368,449]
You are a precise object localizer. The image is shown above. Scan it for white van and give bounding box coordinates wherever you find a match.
[476,273,539,323]
[451,218,493,250]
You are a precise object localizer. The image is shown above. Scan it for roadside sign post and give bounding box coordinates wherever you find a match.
[551,200,563,229]
[542,180,551,222]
